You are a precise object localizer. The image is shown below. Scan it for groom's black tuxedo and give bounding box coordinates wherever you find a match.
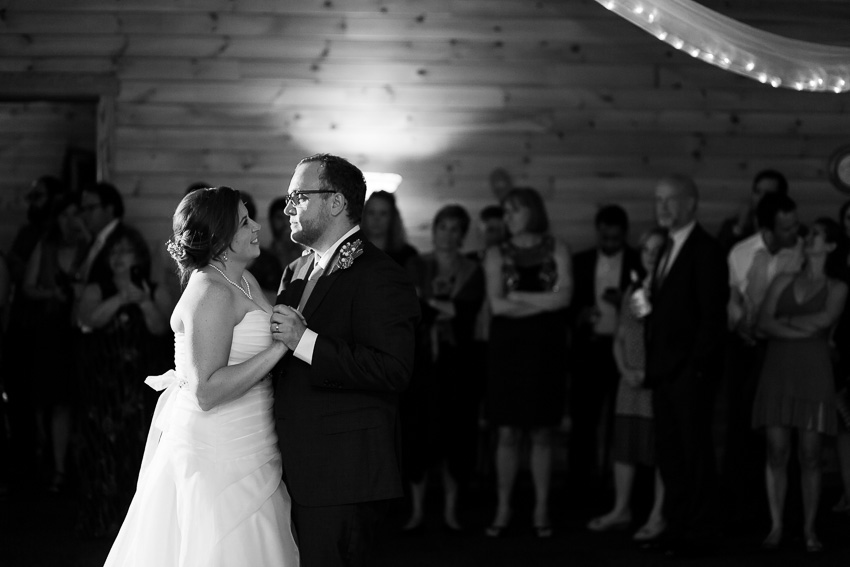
[274,233,420,509]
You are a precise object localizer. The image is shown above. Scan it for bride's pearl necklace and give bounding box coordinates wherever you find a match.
[208,264,252,300]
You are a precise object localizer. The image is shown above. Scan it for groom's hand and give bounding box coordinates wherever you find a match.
[271,305,307,350]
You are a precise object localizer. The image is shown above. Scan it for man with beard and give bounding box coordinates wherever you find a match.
[270,154,420,567]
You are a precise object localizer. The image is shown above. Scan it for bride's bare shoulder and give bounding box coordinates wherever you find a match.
[171,270,232,333]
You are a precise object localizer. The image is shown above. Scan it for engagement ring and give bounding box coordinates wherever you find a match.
[274,324,280,333]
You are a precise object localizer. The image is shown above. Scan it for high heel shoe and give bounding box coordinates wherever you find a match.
[761,528,782,551]
[485,511,512,538]
[47,472,66,494]
[534,525,553,539]
[587,512,631,532]
[632,519,666,542]
[485,524,510,538]
[805,535,823,553]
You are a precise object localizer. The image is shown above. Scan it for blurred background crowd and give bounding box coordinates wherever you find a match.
[0,167,849,558]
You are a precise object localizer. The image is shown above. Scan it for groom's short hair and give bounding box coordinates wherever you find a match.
[299,153,366,224]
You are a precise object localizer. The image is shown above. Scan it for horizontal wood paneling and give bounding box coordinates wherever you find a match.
[1,0,850,257]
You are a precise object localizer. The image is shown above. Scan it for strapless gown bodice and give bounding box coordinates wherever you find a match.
[167,309,278,460]
[103,309,299,567]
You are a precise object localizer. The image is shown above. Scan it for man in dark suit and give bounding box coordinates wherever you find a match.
[270,154,420,567]
[644,175,728,555]
[568,205,641,497]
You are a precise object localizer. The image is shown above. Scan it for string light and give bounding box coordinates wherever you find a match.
[594,0,850,93]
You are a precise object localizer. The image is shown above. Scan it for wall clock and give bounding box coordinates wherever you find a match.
[828,144,850,193]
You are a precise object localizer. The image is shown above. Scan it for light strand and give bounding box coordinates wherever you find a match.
[596,0,850,93]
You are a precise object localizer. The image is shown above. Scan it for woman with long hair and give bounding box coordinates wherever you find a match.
[753,217,848,552]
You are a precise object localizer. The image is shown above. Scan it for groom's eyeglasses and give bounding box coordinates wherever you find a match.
[285,190,336,207]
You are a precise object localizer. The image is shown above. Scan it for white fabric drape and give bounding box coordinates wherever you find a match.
[595,0,850,92]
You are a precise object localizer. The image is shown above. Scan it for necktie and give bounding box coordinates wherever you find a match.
[653,230,672,289]
[744,248,771,323]
[297,263,324,312]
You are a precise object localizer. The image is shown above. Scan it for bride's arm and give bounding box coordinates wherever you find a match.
[183,277,288,411]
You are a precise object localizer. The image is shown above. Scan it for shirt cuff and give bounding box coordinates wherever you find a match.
[293,328,318,365]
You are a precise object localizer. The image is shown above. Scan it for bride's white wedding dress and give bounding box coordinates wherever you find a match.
[104,309,299,567]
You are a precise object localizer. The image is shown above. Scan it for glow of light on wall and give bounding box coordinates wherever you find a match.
[363,171,402,198]
[596,0,850,93]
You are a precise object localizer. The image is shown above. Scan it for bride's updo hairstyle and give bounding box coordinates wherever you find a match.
[167,186,242,288]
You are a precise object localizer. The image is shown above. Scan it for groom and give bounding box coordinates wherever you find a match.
[270,154,420,566]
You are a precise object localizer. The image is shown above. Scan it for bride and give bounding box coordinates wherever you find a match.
[103,187,299,566]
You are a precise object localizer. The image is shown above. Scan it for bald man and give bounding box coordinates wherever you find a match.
[643,175,729,557]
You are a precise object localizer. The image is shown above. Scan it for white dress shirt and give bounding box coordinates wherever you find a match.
[658,220,696,277]
[292,226,361,365]
[727,231,803,327]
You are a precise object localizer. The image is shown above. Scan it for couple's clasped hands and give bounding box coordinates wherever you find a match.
[270,305,307,350]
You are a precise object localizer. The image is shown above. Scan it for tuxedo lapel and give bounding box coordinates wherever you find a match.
[300,233,364,319]
[278,253,316,308]
[655,225,701,296]
[301,269,342,320]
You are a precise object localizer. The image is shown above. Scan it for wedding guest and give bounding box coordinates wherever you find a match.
[77,182,124,286]
[569,205,641,496]
[643,175,728,557]
[469,205,507,262]
[587,228,665,542]
[717,169,789,253]
[484,187,571,539]
[268,196,304,270]
[361,190,421,275]
[4,175,67,486]
[720,192,802,528]
[240,191,282,303]
[402,205,485,532]
[22,195,88,492]
[74,225,172,537]
[753,218,848,552]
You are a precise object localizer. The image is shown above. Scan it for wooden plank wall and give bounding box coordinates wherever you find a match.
[0,101,96,247]
[2,0,850,256]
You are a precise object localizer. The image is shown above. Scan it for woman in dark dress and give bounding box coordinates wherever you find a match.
[22,194,88,492]
[74,225,172,537]
[753,218,848,552]
[484,188,572,538]
[402,205,485,532]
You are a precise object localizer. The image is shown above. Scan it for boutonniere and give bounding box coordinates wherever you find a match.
[336,239,364,270]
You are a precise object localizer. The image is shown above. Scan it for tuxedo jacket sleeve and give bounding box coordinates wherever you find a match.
[309,251,420,392]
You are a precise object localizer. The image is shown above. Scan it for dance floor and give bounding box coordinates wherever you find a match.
[3,474,849,567]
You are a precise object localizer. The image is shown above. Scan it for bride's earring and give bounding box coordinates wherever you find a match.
[222,251,228,262]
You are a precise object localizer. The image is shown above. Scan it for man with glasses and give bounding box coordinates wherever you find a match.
[78,182,124,285]
[270,154,420,567]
